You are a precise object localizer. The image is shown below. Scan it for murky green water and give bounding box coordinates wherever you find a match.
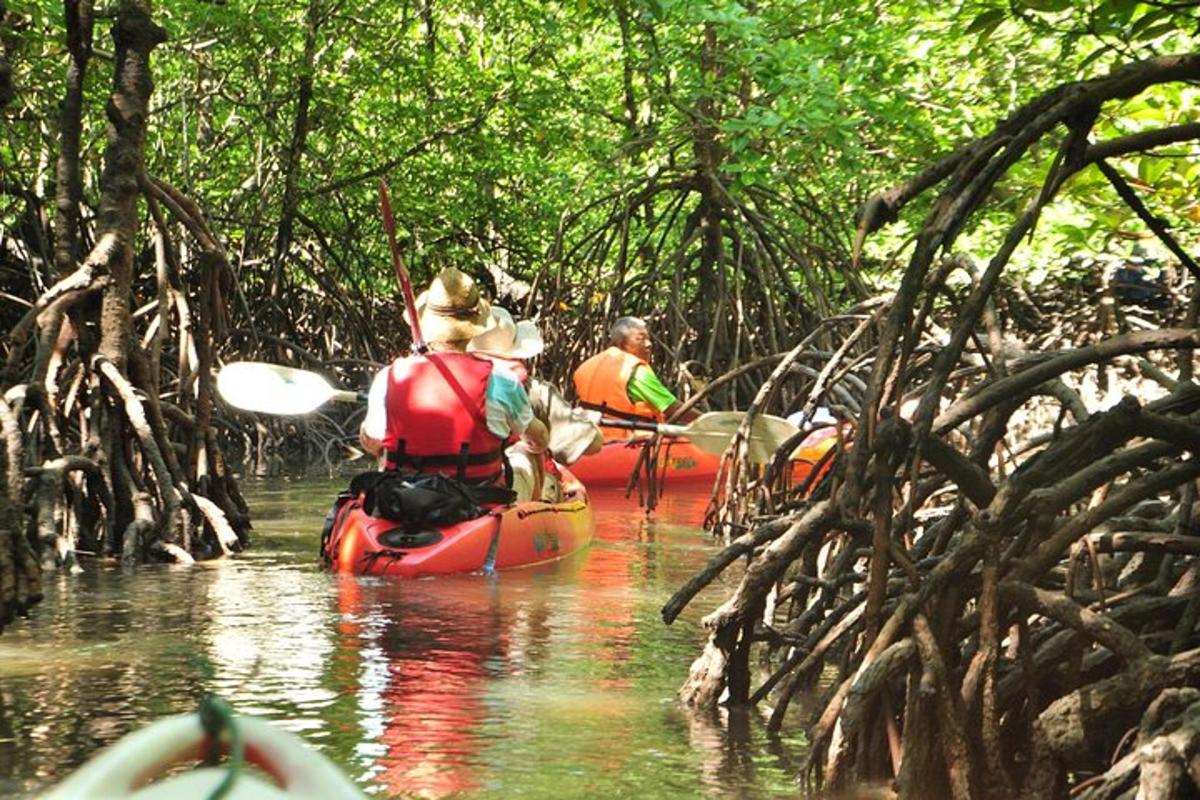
[0,479,809,798]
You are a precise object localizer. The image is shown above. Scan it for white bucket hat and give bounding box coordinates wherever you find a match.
[467,307,544,360]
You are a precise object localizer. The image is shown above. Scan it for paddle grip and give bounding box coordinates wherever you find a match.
[331,390,367,404]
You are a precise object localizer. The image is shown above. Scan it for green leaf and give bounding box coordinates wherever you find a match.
[966,8,1007,37]
[1134,21,1182,43]
[1137,157,1171,187]
[1127,7,1170,39]
[1097,0,1142,20]
[1019,0,1072,12]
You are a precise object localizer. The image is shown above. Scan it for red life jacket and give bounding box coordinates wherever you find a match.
[382,352,506,484]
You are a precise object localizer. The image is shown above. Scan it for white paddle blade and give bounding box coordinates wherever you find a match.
[216,362,340,415]
[688,412,801,463]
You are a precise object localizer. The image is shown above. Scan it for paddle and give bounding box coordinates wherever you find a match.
[599,411,800,463]
[379,179,427,353]
[216,362,365,415]
[216,362,800,463]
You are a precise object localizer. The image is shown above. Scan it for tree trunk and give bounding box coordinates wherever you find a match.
[85,0,164,545]
[0,399,40,633]
[693,22,727,363]
[54,0,95,279]
[0,1,13,111]
[420,0,437,108]
[271,0,321,299]
[613,0,638,138]
[96,0,167,369]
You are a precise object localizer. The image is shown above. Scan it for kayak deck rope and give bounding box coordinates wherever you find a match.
[360,548,407,569]
[514,502,587,520]
[198,694,243,800]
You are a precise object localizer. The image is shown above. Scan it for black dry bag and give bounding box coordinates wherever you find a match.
[347,471,514,527]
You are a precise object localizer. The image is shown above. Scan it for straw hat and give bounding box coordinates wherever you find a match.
[468,307,544,360]
[412,267,494,344]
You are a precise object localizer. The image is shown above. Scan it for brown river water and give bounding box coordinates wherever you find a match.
[0,478,814,798]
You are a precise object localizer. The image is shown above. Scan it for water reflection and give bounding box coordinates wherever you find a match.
[203,561,338,726]
[335,575,514,795]
[0,480,810,799]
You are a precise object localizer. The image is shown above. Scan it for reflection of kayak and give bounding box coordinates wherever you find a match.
[567,438,723,487]
[334,577,497,797]
[322,468,593,577]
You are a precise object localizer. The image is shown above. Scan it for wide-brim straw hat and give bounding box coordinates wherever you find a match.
[412,267,494,344]
[468,306,544,360]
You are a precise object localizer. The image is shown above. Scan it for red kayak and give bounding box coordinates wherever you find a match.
[322,468,594,577]
[567,438,723,487]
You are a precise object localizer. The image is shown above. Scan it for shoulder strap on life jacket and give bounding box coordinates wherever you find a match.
[382,353,507,483]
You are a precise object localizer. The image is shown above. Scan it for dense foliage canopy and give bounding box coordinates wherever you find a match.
[3,0,1196,367]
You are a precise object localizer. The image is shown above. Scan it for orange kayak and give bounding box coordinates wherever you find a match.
[322,469,593,577]
[567,438,723,487]
[790,426,839,487]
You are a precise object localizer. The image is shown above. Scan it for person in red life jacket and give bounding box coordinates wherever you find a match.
[572,316,700,440]
[359,267,549,499]
[468,307,603,500]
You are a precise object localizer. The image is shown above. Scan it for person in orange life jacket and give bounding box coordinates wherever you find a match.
[468,307,603,501]
[572,316,700,440]
[358,267,549,500]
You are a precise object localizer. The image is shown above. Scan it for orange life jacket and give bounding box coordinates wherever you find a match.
[383,353,506,484]
[572,346,662,440]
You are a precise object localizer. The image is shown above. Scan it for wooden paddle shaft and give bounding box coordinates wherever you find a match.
[378,180,426,353]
